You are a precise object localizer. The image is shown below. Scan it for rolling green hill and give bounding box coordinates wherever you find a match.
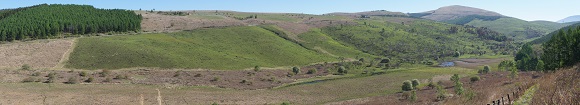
[316,17,516,63]
[530,22,580,44]
[66,26,338,70]
[466,17,569,40]
[414,5,570,41]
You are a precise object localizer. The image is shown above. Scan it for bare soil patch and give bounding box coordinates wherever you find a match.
[0,39,74,69]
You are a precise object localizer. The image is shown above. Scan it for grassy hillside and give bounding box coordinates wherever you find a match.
[530,22,580,44]
[298,28,376,59]
[318,17,515,63]
[466,17,569,40]
[66,26,337,70]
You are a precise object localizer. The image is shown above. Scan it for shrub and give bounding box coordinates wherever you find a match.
[115,74,128,79]
[46,72,57,83]
[292,67,300,74]
[173,70,182,77]
[254,66,261,72]
[380,58,390,63]
[268,76,276,82]
[212,102,218,105]
[104,77,112,82]
[410,90,417,102]
[536,60,544,72]
[465,89,476,100]
[31,72,41,76]
[436,83,447,101]
[510,68,518,79]
[437,80,444,86]
[455,82,464,95]
[307,69,317,74]
[470,76,480,82]
[402,80,413,91]
[194,74,202,77]
[425,61,434,65]
[281,102,290,105]
[338,66,347,74]
[286,72,294,77]
[358,58,365,63]
[411,79,420,89]
[211,77,220,82]
[79,71,88,77]
[100,69,111,77]
[483,65,490,73]
[450,74,460,83]
[401,91,411,99]
[21,64,31,70]
[66,77,79,84]
[85,76,94,83]
[453,51,461,57]
[22,77,37,82]
[427,79,436,89]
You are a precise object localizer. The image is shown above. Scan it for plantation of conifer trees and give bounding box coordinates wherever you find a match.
[541,26,580,70]
[0,4,142,41]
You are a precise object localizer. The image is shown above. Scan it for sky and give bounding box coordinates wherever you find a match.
[1,0,579,22]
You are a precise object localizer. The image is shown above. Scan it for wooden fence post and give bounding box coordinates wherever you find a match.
[507,94,511,105]
[492,101,495,105]
[501,97,505,105]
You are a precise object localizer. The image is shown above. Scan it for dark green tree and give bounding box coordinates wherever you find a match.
[292,67,300,74]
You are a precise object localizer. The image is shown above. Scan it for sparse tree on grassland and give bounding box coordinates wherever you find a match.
[411,79,420,89]
[402,80,413,91]
[292,67,300,74]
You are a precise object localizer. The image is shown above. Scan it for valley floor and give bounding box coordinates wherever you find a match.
[0,62,485,105]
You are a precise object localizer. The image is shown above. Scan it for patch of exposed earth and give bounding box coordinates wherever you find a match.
[0,38,74,69]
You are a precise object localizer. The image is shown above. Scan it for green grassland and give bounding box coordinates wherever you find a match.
[318,17,511,63]
[298,28,376,59]
[66,26,338,70]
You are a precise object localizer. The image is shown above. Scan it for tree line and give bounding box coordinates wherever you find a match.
[515,26,580,71]
[541,26,580,70]
[0,4,142,41]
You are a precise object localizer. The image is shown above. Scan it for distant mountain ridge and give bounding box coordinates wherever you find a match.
[411,5,571,41]
[557,15,580,23]
[417,5,505,21]
[327,10,408,17]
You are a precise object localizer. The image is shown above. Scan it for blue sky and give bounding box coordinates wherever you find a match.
[1,0,578,22]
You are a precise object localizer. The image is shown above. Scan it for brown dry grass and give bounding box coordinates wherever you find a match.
[0,63,336,90]
[532,65,580,105]
[139,11,246,32]
[0,38,74,69]
[327,71,538,105]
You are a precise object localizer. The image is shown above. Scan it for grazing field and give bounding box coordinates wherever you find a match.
[0,65,476,105]
[298,28,376,59]
[66,26,336,70]
[319,18,513,63]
